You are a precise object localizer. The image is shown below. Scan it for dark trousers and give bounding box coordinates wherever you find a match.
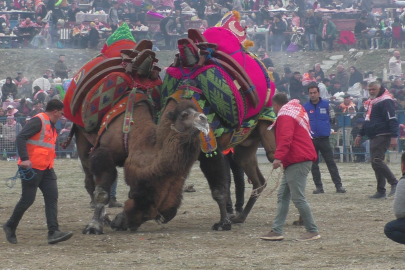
[370,135,398,193]
[225,152,245,213]
[385,218,405,244]
[316,35,334,51]
[311,137,342,188]
[6,167,59,232]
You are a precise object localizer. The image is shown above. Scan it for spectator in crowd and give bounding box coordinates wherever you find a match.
[291,11,300,27]
[17,98,32,118]
[389,78,404,98]
[303,10,318,51]
[329,80,342,96]
[31,16,50,48]
[87,22,100,49]
[6,105,18,117]
[1,116,22,152]
[336,93,356,114]
[108,1,119,32]
[44,69,54,81]
[260,93,320,242]
[36,1,48,20]
[318,78,331,100]
[32,86,47,104]
[13,72,28,91]
[355,81,398,199]
[361,9,375,28]
[45,88,56,103]
[120,7,130,21]
[371,24,384,50]
[0,107,5,120]
[303,85,346,195]
[29,100,44,117]
[349,66,363,87]
[67,2,80,22]
[51,22,62,45]
[269,14,286,52]
[2,77,18,102]
[92,0,104,11]
[133,19,148,31]
[302,70,317,86]
[55,54,69,80]
[314,63,324,81]
[384,152,405,245]
[199,19,208,33]
[93,18,104,30]
[289,71,305,101]
[316,16,336,53]
[160,9,181,50]
[334,65,349,91]
[123,18,133,29]
[389,51,405,79]
[354,17,371,49]
[268,67,280,83]
[382,27,393,49]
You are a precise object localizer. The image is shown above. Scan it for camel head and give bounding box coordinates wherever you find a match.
[167,100,209,136]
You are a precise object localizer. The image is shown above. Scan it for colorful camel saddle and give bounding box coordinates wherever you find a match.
[63,23,162,132]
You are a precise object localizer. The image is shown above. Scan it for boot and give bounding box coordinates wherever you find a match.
[48,230,73,244]
[3,224,17,244]
[292,215,304,226]
[109,197,123,208]
[388,185,396,197]
[369,192,386,199]
[313,187,324,194]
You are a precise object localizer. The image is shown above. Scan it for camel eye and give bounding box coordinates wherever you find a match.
[181,112,188,118]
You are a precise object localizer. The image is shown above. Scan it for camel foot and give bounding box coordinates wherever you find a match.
[83,219,104,235]
[212,220,232,231]
[231,215,246,224]
[111,212,128,231]
[129,226,140,232]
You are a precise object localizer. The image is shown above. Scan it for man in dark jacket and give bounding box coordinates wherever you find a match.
[54,55,69,80]
[67,2,80,22]
[355,81,398,199]
[304,85,346,194]
[269,14,287,52]
[289,72,305,102]
[316,16,336,53]
[334,65,349,91]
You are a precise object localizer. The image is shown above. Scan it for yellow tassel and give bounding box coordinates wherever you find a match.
[232,10,241,21]
[243,40,254,50]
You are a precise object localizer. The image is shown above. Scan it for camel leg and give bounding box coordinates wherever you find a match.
[231,138,267,224]
[199,151,231,231]
[256,121,276,163]
[83,148,117,235]
[75,128,96,207]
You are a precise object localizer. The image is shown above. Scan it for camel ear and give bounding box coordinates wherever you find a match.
[166,111,175,121]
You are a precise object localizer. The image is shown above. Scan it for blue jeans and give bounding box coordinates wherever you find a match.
[271,161,319,234]
[385,218,405,244]
[110,180,118,198]
[269,34,284,52]
[306,33,315,50]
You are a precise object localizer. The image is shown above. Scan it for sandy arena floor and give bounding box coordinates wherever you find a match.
[0,159,404,269]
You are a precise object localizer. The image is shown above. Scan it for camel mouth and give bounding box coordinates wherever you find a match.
[194,113,210,136]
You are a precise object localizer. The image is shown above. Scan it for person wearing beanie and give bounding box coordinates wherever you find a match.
[87,21,99,49]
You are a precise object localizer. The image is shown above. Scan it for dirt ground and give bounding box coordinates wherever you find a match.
[0,159,404,269]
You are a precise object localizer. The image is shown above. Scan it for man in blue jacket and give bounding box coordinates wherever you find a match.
[355,81,398,199]
[303,84,346,194]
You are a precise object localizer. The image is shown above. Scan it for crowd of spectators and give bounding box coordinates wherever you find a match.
[0,56,74,158]
[0,0,400,51]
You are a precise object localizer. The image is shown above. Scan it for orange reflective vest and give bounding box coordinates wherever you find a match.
[18,113,57,170]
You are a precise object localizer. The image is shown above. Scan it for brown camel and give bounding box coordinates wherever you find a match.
[80,99,209,234]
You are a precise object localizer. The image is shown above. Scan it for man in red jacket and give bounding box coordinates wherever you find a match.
[260,93,321,242]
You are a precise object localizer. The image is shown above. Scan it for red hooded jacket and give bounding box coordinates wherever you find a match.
[273,115,317,168]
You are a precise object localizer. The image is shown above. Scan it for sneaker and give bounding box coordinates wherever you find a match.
[108,197,123,208]
[259,231,284,241]
[388,185,396,197]
[48,230,73,244]
[336,187,346,193]
[3,224,17,244]
[313,188,324,194]
[369,192,386,199]
[296,232,321,241]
